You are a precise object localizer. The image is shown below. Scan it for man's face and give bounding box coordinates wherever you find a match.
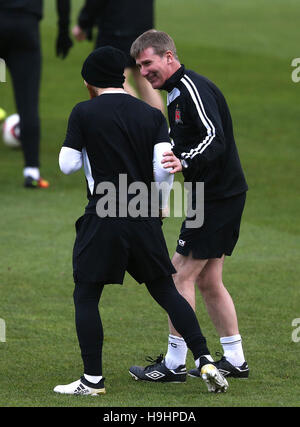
[136,47,172,89]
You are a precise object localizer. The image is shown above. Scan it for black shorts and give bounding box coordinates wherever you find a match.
[176,192,246,259]
[96,34,137,68]
[73,215,176,285]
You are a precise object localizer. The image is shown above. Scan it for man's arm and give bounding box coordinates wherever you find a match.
[59,105,84,174]
[179,78,226,169]
[56,0,73,59]
[73,0,107,41]
[59,147,82,175]
[153,142,174,218]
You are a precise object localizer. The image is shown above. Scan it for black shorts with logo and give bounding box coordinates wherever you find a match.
[176,192,246,259]
[73,215,176,285]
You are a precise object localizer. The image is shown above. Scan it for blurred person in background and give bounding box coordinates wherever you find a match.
[0,0,73,188]
[72,0,164,113]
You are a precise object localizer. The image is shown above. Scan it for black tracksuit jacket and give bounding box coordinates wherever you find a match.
[162,65,248,201]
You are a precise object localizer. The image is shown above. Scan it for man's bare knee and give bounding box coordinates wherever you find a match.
[196,257,224,294]
[172,251,207,294]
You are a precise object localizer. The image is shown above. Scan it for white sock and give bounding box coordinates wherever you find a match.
[164,334,188,369]
[23,167,40,180]
[195,354,214,368]
[220,334,245,367]
[84,374,102,384]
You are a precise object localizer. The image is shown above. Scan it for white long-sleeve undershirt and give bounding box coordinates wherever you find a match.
[152,142,174,209]
[59,146,83,175]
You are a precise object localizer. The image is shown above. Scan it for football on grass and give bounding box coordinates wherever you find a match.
[2,113,21,148]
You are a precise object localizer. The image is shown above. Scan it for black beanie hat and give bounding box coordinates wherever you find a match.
[81,46,127,88]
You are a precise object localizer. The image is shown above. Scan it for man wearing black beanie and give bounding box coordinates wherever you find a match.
[54,46,228,396]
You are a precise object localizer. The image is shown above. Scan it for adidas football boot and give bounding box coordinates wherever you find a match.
[54,376,106,396]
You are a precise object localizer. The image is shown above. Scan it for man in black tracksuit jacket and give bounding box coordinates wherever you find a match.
[165,68,247,202]
[129,30,250,382]
[0,0,72,187]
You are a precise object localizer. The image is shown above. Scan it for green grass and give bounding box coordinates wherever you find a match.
[0,0,300,407]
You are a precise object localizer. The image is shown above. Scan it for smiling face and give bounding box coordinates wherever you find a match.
[135,47,180,89]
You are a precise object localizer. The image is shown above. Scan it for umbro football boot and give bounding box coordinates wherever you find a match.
[24,176,50,189]
[129,354,187,383]
[53,376,106,396]
[189,356,249,379]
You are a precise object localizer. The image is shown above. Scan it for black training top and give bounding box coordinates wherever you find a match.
[162,65,248,201]
[63,92,169,215]
[0,0,70,22]
[0,0,43,18]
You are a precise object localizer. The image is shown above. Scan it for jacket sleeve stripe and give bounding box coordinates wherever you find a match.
[180,75,216,159]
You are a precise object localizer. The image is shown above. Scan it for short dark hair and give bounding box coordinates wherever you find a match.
[130,30,179,61]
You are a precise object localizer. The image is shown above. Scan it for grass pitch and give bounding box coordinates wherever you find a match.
[0,0,299,408]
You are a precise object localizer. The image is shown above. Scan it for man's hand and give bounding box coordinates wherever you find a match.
[56,30,73,59]
[72,25,87,41]
[161,151,182,173]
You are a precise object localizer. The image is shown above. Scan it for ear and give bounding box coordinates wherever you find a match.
[165,50,174,64]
